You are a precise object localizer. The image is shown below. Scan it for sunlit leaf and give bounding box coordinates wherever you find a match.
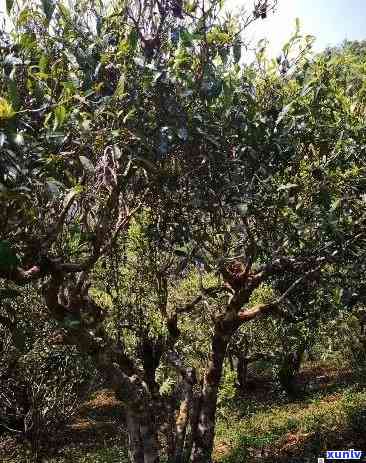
[6,0,14,15]
[276,103,293,124]
[53,105,66,130]
[0,98,15,120]
[236,203,249,216]
[114,74,126,97]
[295,17,300,34]
[41,0,56,22]
[79,156,95,173]
[122,108,136,123]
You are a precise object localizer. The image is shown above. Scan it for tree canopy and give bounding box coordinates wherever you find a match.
[0,1,365,462]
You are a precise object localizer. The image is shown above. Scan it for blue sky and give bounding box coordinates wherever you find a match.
[1,0,365,56]
[228,0,366,57]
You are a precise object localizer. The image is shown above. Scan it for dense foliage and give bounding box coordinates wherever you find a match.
[0,1,365,462]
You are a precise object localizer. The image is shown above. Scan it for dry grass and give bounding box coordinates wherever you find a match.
[1,364,365,463]
[214,363,366,463]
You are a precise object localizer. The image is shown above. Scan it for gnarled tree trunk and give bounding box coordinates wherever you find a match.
[140,409,160,463]
[278,345,305,397]
[236,354,249,390]
[190,329,230,463]
[126,410,144,463]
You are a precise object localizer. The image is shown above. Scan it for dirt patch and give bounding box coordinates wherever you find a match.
[77,389,124,420]
[62,389,125,445]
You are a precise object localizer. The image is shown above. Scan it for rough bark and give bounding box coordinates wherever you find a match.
[175,395,190,461]
[175,370,195,463]
[1,251,331,463]
[236,355,249,390]
[140,336,163,393]
[235,352,275,391]
[165,401,176,463]
[184,392,200,461]
[140,408,160,463]
[278,345,305,397]
[126,410,144,463]
[190,330,230,463]
[42,274,161,461]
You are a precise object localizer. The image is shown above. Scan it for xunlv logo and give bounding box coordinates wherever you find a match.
[326,449,363,459]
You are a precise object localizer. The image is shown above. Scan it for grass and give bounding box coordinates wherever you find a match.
[0,447,129,463]
[1,364,365,463]
[48,446,129,463]
[0,389,129,463]
[214,376,366,462]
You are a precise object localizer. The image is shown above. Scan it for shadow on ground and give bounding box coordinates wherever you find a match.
[215,364,366,463]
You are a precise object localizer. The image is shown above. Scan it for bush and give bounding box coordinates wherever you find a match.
[0,345,97,461]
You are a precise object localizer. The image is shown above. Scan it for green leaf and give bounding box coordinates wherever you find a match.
[59,4,71,23]
[0,240,20,272]
[180,29,194,47]
[13,133,24,145]
[63,316,81,329]
[233,40,242,63]
[80,119,91,132]
[334,288,342,305]
[79,156,95,173]
[0,97,16,119]
[39,54,49,73]
[330,199,341,211]
[0,288,21,299]
[6,0,14,14]
[282,42,290,56]
[300,84,311,97]
[7,76,20,110]
[159,377,175,396]
[174,247,188,257]
[213,53,223,67]
[112,145,122,159]
[53,105,66,130]
[114,74,126,97]
[128,29,138,51]
[276,103,293,124]
[278,183,298,191]
[47,179,63,196]
[62,188,77,208]
[295,17,300,34]
[236,203,249,216]
[122,108,136,123]
[41,0,56,22]
[196,128,220,147]
[13,327,26,352]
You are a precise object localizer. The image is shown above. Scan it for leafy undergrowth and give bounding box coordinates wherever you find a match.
[215,362,366,462]
[0,390,129,463]
[1,364,365,462]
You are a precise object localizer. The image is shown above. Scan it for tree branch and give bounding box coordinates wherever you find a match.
[237,263,325,325]
[175,285,224,315]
